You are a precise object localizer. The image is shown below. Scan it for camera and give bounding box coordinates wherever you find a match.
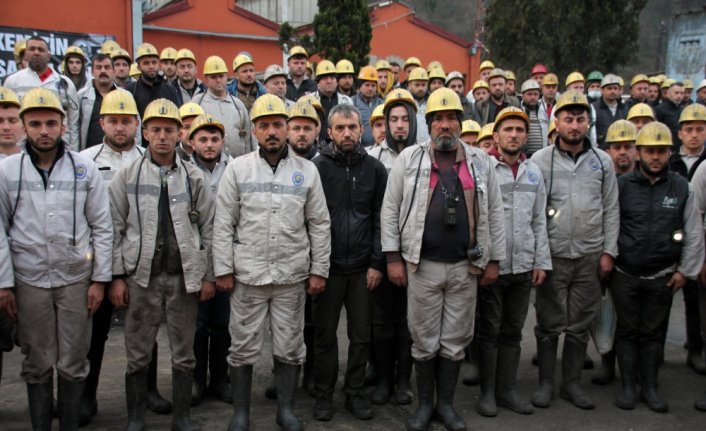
[468,244,483,260]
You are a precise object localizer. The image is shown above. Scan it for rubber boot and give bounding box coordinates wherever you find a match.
[695,391,706,411]
[27,379,53,431]
[640,344,668,412]
[461,340,479,386]
[496,345,533,415]
[147,343,172,414]
[371,338,394,405]
[79,350,101,426]
[208,336,233,403]
[591,349,616,385]
[435,357,465,430]
[559,340,594,410]
[171,368,199,431]
[227,365,252,431]
[302,324,315,396]
[191,335,208,406]
[476,343,497,417]
[364,355,379,386]
[615,342,637,410]
[406,357,436,431]
[395,336,414,405]
[57,377,84,431]
[124,368,147,431]
[274,359,303,431]
[531,336,557,408]
[687,349,706,375]
[583,353,594,370]
[264,369,277,400]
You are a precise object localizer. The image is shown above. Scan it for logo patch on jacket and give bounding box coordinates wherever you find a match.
[74,163,87,180]
[662,196,678,209]
[588,158,601,171]
[527,170,539,184]
[292,171,304,187]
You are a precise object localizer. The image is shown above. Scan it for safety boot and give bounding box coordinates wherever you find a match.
[531,336,557,408]
[559,340,594,409]
[496,345,533,414]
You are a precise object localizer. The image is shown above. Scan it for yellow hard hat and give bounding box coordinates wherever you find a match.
[656,74,668,83]
[100,40,120,55]
[565,71,585,87]
[630,74,649,87]
[554,90,590,115]
[358,65,378,82]
[110,48,132,63]
[307,61,313,71]
[160,47,178,61]
[478,123,495,142]
[336,59,355,75]
[233,53,254,71]
[679,103,706,124]
[315,60,336,77]
[100,90,138,116]
[14,39,27,58]
[298,94,325,119]
[684,79,694,90]
[143,98,182,126]
[287,100,320,126]
[649,77,661,85]
[250,94,288,122]
[0,87,21,108]
[135,43,159,61]
[425,88,463,119]
[188,114,225,140]
[504,70,516,81]
[179,102,205,120]
[20,88,65,117]
[375,59,392,71]
[605,119,637,143]
[461,119,481,136]
[636,122,672,147]
[472,80,490,91]
[404,57,422,69]
[287,46,308,60]
[627,103,655,121]
[369,104,385,125]
[487,68,506,81]
[407,67,429,82]
[429,68,446,81]
[383,88,417,113]
[427,60,444,73]
[65,45,86,61]
[203,56,228,75]
[479,60,495,72]
[661,79,676,90]
[542,73,559,86]
[493,106,529,131]
[175,48,196,64]
[129,63,141,78]
[548,120,556,138]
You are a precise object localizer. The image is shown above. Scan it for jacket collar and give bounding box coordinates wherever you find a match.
[319,141,367,163]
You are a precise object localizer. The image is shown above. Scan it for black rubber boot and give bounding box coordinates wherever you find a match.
[395,336,414,405]
[406,357,436,431]
[591,349,616,385]
[147,343,172,414]
[171,368,199,431]
[302,324,315,396]
[583,353,594,370]
[687,349,706,374]
[461,340,479,386]
[27,379,53,431]
[435,357,466,431]
[79,355,101,426]
[695,391,706,411]
[191,336,208,407]
[208,336,233,403]
[615,342,637,410]
[227,365,252,431]
[496,345,533,415]
[559,340,594,410]
[264,369,277,400]
[531,336,557,408]
[124,368,147,431]
[371,338,394,405]
[640,345,668,412]
[58,377,84,431]
[476,343,497,417]
[274,359,303,431]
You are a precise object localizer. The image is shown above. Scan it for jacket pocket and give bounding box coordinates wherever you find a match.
[233,242,254,280]
[65,243,94,274]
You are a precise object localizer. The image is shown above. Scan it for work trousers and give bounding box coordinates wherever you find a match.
[478,271,533,349]
[15,278,91,383]
[372,275,410,341]
[313,272,371,398]
[124,272,198,373]
[535,253,601,344]
[228,281,305,367]
[407,259,476,361]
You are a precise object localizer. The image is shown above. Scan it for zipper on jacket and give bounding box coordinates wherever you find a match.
[345,164,351,268]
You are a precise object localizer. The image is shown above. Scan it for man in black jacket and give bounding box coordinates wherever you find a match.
[592,74,628,149]
[285,46,317,102]
[656,81,686,151]
[126,43,182,123]
[312,104,388,422]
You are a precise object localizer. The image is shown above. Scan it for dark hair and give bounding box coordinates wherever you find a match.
[390,61,401,69]
[328,104,362,126]
[556,106,590,118]
[27,36,49,48]
[92,53,111,66]
[191,125,224,139]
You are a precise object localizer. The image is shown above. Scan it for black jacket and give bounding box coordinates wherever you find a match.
[313,143,388,275]
[592,97,628,149]
[668,148,706,181]
[286,77,317,102]
[616,169,689,276]
[655,99,684,151]
[126,74,181,119]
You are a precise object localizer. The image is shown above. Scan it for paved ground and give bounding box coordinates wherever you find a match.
[1,289,705,430]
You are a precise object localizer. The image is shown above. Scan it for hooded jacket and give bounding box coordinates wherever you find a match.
[367,101,418,172]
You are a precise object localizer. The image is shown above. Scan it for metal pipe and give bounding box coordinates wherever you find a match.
[142,24,279,41]
[131,0,142,53]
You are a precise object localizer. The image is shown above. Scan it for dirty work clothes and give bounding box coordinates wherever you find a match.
[478,272,533,348]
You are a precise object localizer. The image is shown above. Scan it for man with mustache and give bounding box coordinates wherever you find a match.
[605,120,638,177]
[520,79,546,156]
[288,99,321,160]
[77,54,118,150]
[381,88,506,431]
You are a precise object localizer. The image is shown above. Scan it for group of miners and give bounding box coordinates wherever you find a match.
[0,36,705,431]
